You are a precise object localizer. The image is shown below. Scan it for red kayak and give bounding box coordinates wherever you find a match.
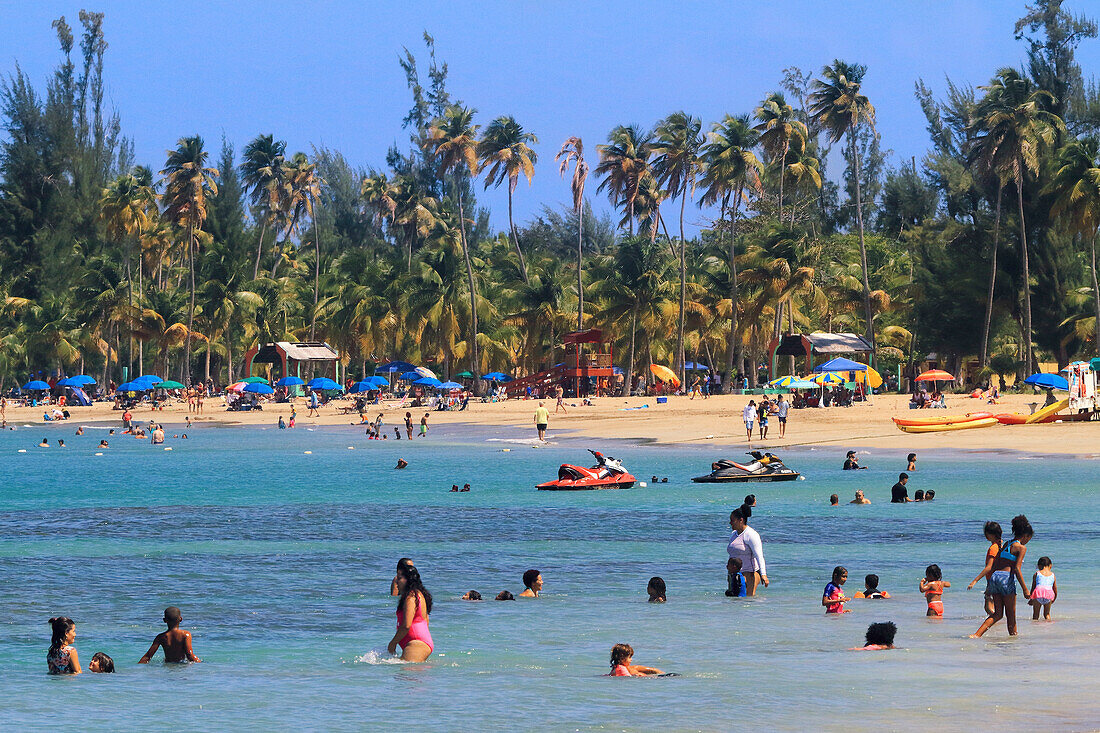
[537,450,636,490]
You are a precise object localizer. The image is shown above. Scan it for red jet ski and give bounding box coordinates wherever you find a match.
[537,450,636,490]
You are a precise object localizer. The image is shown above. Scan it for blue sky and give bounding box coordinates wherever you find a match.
[2,1,1098,235]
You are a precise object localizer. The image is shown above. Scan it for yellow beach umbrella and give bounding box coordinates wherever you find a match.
[853,365,883,389]
[650,364,681,388]
[813,372,845,385]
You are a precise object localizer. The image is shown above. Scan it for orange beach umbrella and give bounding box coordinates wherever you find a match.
[649,364,681,388]
[915,369,954,382]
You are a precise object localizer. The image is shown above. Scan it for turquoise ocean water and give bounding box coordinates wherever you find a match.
[1,420,1098,731]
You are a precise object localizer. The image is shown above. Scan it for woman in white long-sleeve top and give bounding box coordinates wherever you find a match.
[727,505,769,596]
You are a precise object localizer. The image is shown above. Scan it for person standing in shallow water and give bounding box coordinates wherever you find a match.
[534,402,549,442]
[971,515,1033,638]
[388,565,433,662]
[727,505,768,596]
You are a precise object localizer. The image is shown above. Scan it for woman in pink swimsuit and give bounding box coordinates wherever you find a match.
[388,565,434,661]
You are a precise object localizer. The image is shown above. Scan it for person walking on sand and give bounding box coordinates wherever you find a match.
[555,385,567,414]
[742,400,756,442]
[776,394,789,438]
[307,390,320,418]
[534,401,550,442]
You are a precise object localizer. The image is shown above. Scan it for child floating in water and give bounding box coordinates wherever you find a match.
[647,576,666,603]
[138,606,201,664]
[823,566,852,614]
[851,622,897,650]
[89,651,114,673]
[1029,556,1057,620]
[726,557,746,597]
[854,573,890,599]
[462,590,482,601]
[47,616,81,674]
[919,564,950,616]
[609,643,663,676]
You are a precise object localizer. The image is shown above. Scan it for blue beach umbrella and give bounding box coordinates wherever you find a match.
[115,381,139,392]
[55,377,80,387]
[58,375,95,386]
[413,376,442,387]
[307,377,342,391]
[787,379,820,390]
[275,376,304,387]
[1023,373,1069,390]
[813,357,867,373]
[22,380,50,391]
[136,374,163,384]
[400,371,420,381]
[379,361,416,373]
[437,381,463,390]
[243,382,275,394]
[365,375,389,387]
[483,372,513,382]
[349,380,375,393]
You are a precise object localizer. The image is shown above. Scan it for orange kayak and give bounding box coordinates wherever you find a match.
[896,417,1000,433]
[892,412,993,428]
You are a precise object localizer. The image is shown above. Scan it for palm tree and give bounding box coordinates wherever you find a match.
[478,115,538,283]
[754,92,805,221]
[279,152,323,339]
[556,136,589,330]
[809,60,877,363]
[653,111,704,381]
[426,104,482,375]
[240,134,287,280]
[699,114,762,391]
[1049,136,1100,355]
[596,125,653,237]
[781,140,823,226]
[160,136,218,382]
[971,68,1061,374]
[99,170,156,373]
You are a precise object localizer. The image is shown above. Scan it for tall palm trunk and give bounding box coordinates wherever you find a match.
[676,181,688,383]
[507,186,529,283]
[1090,231,1100,357]
[576,202,584,330]
[204,339,211,382]
[723,188,744,394]
[980,186,1002,368]
[310,196,320,342]
[624,308,637,397]
[137,250,143,374]
[457,185,480,377]
[1015,158,1033,375]
[253,219,267,281]
[185,219,195,385]
[777,139,789,220]
[850,132,876,367]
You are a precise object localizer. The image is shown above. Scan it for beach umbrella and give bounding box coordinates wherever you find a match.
[1023,373,1069,390]
[915,369,954,382]
[115,381,143,392]
[437,381,463,390]
[1060,361,1089,372]
[812,372,846,385]
[414,366,437,379]
[243,382,274,394]
[22,380,51,391]
[241,376,269,384]
[454,370,475,379]
[814,357,867,373]
[349,380,375,393]
[226,381,246,393]
[136,374,163,384]
[157,380,185,389]
[61,375,96,386]
[852,365,883,389]
[366,375,389,387]
[307,377,342,391]
[275,376,304,387]
[56,377,80,387]
[412,376,442,387]
[767,375,800,387]
[649,364,681,388]
[378,361,416,373]
[787,379,819,390]
[684,361,710,370]
[483,372,513,382]
[400,371,420,381]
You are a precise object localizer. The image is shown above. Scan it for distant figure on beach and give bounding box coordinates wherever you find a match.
[420,413,428,437]
[971,515,1033,638]
[555,385,567,413]
[98,439,109,449]
[388,564,433,662]
[47,616,80,674]
[907,453,917,471]
[843,451,866,470]
[151,426,164,445]
[1029,556,1057,620]
[138,606,201,664]
[850,622,896,650]
[307,390,320,418]
[278,416,286,429]
[855,574,890,599]
[395,458,408,470]
[38,438,49,447]
[122,409,132,431]
[823,566,852,614]
[609,643,663,676]
[288,407,295,428]
[462,590,482,601]
[405,412,414,439]
[967,521,1003,616]
[891,473,911,503]
[742,401,756,442]
[830,494,839,506]
[534,402,549,442]
[89,651,114,673]
[75,426,83,436]
[391,558,414,596]
[757,398,770,440]
[776,394,789,438]
[519,569,543,598]
[919,564,950,616]
[394,427,401,440]
[850,490,870,504]
[495,591,515,601]
[647,577,666,603]
[727,505,768,596]
[57,439,65,447]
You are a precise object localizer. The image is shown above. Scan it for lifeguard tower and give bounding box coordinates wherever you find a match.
[1068,360,1098,412]
[561,328,615,397]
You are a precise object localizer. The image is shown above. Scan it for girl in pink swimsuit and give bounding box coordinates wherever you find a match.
[388,565,433,661]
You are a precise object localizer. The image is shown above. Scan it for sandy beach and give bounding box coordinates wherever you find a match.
[12,392,1100,457]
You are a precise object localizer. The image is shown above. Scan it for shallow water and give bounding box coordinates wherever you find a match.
[2,422,1099,731]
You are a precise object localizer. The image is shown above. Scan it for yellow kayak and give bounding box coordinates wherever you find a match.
[896,417,1000,433]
